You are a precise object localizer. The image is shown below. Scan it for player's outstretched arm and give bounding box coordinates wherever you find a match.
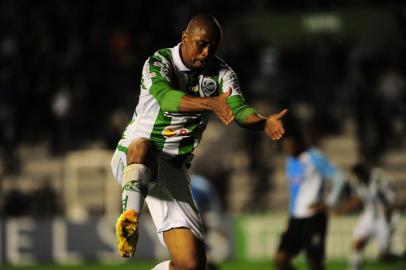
[243,109,288,141]
[264,109,288,140]
[179,88,234,125]
[333,196,362,215]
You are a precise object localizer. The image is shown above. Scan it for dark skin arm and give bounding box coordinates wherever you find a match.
[243,109,288,141]
[179,88,234,125]
[309,202,329,214]
[180,88,287,140]
[333,196,362,215]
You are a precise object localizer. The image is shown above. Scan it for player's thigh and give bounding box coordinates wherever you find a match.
[375,218,392,253]
[127,138,157,167]
[145,155,205,245]
[304,214,327,260]
[111,148,126,185]
[277,218,303,257]
[163,227,206,270]
[111,138,157,185]
[353,213,374,248]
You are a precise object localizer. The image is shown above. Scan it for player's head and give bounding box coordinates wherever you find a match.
[351,163,371,184]
[281,117,308,157]
[181,14,222,71]
[282,133,307,157]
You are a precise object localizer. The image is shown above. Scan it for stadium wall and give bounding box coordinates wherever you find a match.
[0,214,404,266]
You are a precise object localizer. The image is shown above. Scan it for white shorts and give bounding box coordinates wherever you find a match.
[353,211,394,253]
[111,139,205,247]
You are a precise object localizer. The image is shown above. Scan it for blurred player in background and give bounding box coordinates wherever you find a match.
[334,163,400,270]
[191,174,229,270]
[110,14,287,270]
[274,128,346,270]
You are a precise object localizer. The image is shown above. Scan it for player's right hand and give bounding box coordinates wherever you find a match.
[209,88,234,125]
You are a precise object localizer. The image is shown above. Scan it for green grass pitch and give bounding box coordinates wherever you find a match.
[1,260,405,270]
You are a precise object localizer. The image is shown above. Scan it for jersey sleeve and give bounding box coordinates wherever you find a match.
[142,52,186,112]
[219,67,257,125]
[375,169,397,207]
[309,148,337,177]
[309,148,346,207]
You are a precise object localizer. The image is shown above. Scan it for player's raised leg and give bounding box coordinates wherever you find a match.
[350,238,367,270]
[116,139,156,258]
[162,227,206,270]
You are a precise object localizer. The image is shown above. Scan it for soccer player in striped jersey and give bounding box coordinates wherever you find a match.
[274,129,346,270]
[111,14,287,270]
[335,163,400,270]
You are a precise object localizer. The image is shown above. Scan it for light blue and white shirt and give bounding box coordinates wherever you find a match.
[191,174,222,229]
[286,148,345,218]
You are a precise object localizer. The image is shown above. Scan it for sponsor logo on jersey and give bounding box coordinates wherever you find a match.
[162,127,190,137]
[201,78,217,96]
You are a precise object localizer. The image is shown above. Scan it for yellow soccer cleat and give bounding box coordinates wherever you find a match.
[116,209,139,258]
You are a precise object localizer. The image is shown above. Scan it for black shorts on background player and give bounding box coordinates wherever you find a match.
[278,212,328,259]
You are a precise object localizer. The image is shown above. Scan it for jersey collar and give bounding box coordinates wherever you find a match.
[172,43,191,72]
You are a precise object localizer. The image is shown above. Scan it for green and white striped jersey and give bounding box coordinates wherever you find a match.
[355,168,396,217]
[121,43,256,156]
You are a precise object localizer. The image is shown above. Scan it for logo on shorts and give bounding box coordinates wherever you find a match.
[201,78,217,96]
[119,159,125,172]
[162,127,190,137]
[311,234,321,246]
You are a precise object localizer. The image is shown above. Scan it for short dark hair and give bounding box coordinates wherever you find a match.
[351,163,370,180]
[283,116,306,146]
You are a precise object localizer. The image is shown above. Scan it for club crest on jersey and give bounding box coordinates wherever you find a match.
[191,85,199,93]
[201,78,217,96]
[162,127,189,137]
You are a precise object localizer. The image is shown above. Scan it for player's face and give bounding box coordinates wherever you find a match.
[282,137,295,156]
[182,28,220,71]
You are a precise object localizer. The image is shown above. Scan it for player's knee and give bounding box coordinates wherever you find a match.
[127,139,156,166]
[171,254,206,270]
[273,251,289,268]
[352,239,366,251]
[307,256,324,270]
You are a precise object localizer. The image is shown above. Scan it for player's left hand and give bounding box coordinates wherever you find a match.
[309,202,328,214]
[264,109,288,140]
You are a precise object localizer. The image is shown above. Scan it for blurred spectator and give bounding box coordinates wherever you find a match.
[50,84,73,155]
[1,177,60,217]
[2,179,31,216]
[376,64,406,148]
[31,178,61,217]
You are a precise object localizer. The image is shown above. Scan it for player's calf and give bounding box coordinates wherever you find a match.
[116,139,153,258]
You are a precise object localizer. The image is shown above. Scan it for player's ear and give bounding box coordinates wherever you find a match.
[182,31,189,46]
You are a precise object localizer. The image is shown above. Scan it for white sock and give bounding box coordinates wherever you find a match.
[122,163,150,213]
[152,260,170,270]
[350,251,363,270]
